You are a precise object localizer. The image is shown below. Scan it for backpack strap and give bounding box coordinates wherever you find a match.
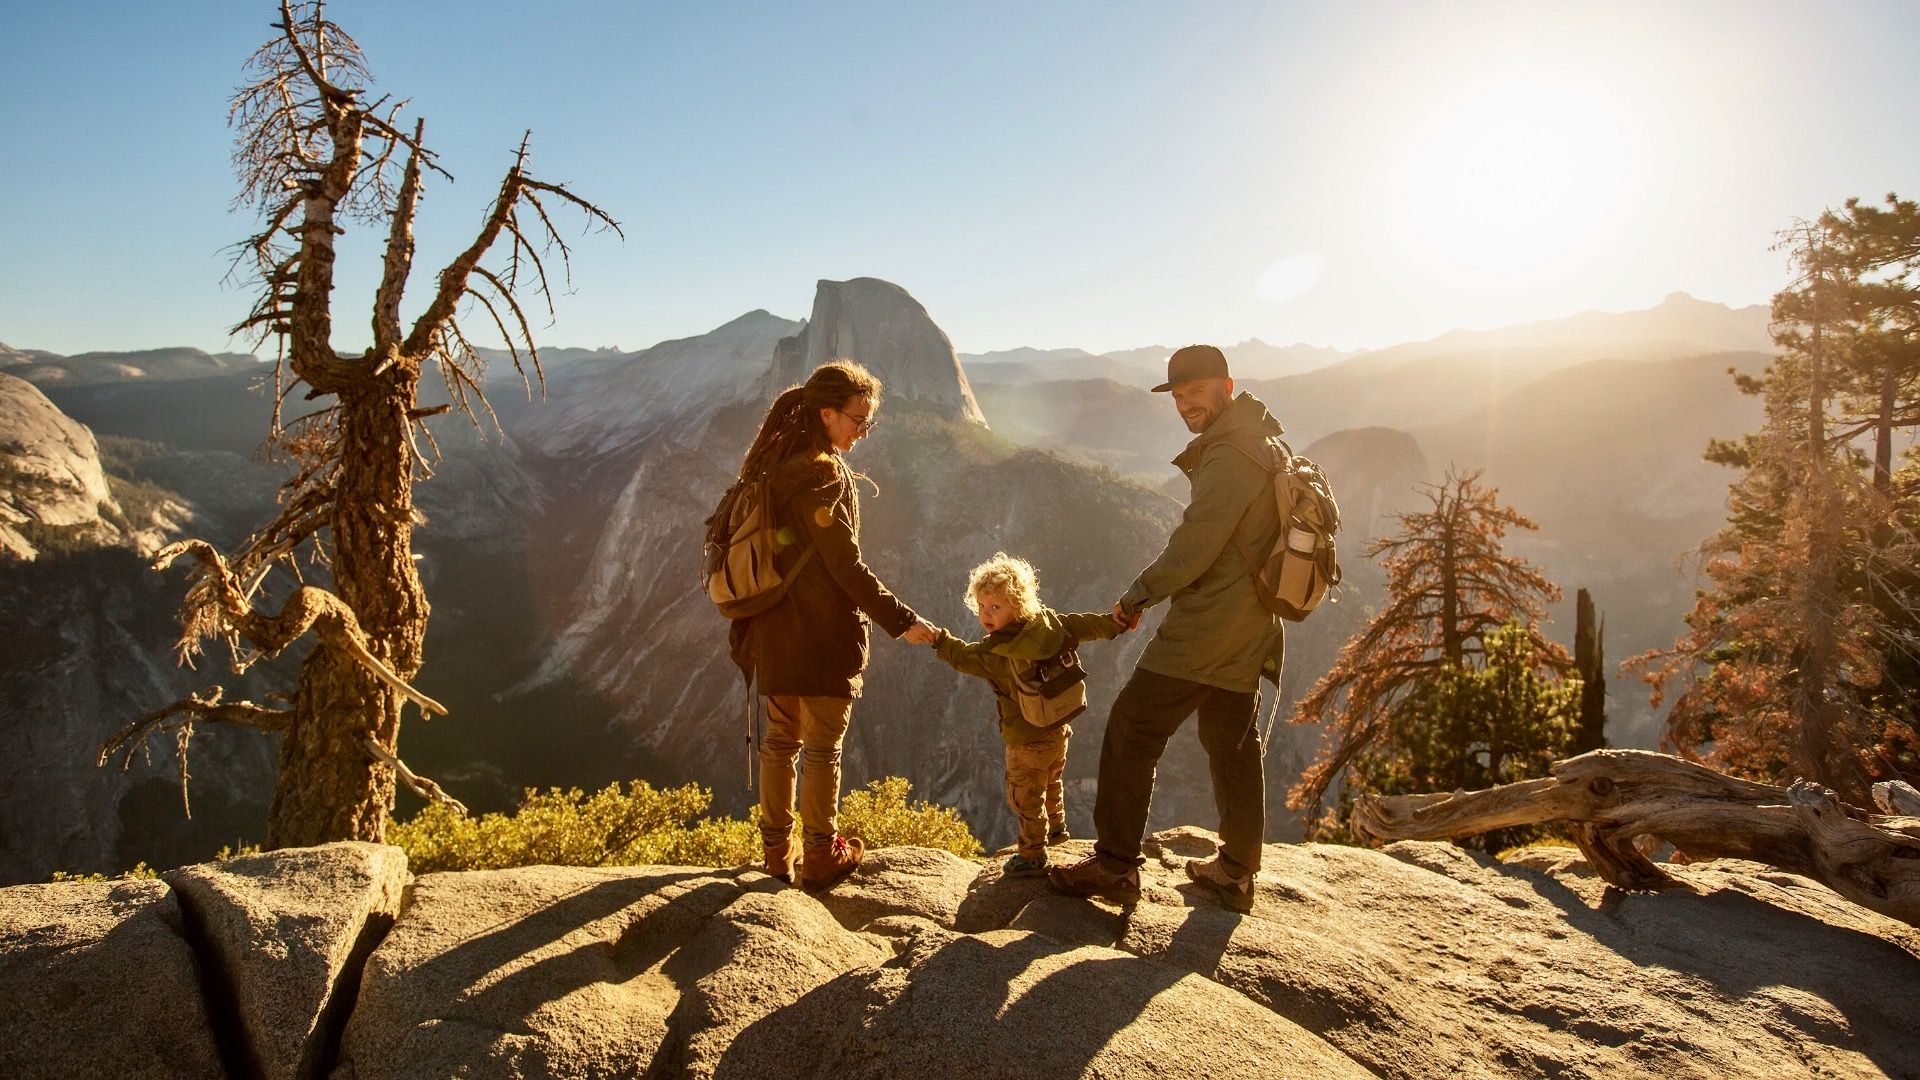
[1215,437,1285,583]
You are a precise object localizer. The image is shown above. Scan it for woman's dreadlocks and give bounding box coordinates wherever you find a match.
[737,360,884,482]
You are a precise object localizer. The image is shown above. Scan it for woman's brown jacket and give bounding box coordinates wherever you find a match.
[729,449,918,697]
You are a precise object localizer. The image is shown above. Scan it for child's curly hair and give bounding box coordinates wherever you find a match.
[963,552,1043,620]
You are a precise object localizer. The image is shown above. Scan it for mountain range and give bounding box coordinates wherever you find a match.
[961,338,1353,389]
[0,285,1771,882]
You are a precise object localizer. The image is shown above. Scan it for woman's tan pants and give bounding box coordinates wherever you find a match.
[759,695,854,850]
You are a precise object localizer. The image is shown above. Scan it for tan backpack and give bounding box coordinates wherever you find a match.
[1006,634,1089,728]
[1226,437,1342,622]
[701,476,815,620]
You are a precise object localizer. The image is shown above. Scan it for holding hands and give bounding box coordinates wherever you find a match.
[1111,603,1142,632]
[903,618,940,645]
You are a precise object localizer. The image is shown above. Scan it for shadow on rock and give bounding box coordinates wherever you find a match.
[714,927,1367,1079]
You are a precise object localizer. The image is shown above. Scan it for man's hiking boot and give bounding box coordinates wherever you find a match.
[800,834,864,893]
[1002,853,1048,878]
[1185,854,1255,912]
[1046,852,1140,900]
[1046,826,1071,846]
[763,838,795,884]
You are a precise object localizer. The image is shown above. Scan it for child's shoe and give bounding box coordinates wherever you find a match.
[1046,826,1071,846]
[1002,852,1049,877]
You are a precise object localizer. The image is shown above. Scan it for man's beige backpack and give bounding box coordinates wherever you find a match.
[1226,437,1342,622]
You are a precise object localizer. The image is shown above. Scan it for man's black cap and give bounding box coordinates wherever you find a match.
[1151,344,1231,392]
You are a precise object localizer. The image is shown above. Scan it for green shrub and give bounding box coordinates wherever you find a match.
[388,775,981,873]
[838,777,982,857]
[51,862,157,883]
[50,844,260,882]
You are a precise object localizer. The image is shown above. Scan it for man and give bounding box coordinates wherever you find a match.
[1047,344,1284,912]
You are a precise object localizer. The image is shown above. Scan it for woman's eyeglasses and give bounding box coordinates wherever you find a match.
[837,408,878,435]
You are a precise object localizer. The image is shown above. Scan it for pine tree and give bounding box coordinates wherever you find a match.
[101,2,617,846]
[1826,195,1920,493]
[1635,216,1920,805]
[1352,621,1580,850]
[1288,468,1573,832]
[1570,588,1608,754]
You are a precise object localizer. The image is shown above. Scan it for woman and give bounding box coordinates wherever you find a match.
[727,360,938,890]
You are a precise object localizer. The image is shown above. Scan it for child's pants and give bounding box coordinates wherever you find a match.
[1005,724,1070,858]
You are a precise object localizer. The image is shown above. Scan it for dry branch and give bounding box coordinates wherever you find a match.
[1354,748,1920,927]
[363,737,466,816]
[153,539,447,716]
[97,687,293,818]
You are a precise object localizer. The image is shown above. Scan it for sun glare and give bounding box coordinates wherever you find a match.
[1405,77,1629,276]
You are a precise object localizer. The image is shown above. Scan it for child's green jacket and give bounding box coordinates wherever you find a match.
[933,608,1125,745]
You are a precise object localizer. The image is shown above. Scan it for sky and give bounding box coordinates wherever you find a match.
[3,1,1918,358]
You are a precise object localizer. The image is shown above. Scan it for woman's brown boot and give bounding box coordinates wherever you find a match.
[800,834,864,892]
[763,838,795,883]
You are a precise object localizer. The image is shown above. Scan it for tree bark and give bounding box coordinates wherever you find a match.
[1353,748,1920,927]
[1440,488,1462,665]
[267,367,427,847]
[1875,366,1896,493]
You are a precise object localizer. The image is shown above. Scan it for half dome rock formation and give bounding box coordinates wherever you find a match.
[771,278,988,425]
[0,372,130,559]
[4,832,1915,1078]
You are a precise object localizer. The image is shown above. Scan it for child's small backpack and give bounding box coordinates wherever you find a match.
[702,476,815,620]
[1226,437,1342,622]
[1007,634,1089,727]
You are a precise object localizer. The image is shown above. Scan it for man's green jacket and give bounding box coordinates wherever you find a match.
[1119,391,1285,692]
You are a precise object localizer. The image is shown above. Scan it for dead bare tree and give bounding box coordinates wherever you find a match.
[102,1,616,847]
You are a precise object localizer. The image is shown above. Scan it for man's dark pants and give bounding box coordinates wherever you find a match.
[1091,666,1265,874]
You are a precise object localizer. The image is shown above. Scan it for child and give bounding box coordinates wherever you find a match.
[930,552,1128,877]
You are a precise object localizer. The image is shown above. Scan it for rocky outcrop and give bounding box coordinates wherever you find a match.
[0,878,223,1079]
[0,372,130,560]
[4,834,1916,1078]
[338,864,889,1079]
[771,278,988,425]
[165,843,409,1080]
[720,927,1368,1079]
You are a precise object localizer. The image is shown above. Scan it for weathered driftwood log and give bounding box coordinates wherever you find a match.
[1352,749,1920,928]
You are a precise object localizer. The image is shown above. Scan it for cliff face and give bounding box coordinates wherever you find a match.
[0,376,284,883]
[0,548,285,884]
[0,372,132,560]
[5,833,1914,1079]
